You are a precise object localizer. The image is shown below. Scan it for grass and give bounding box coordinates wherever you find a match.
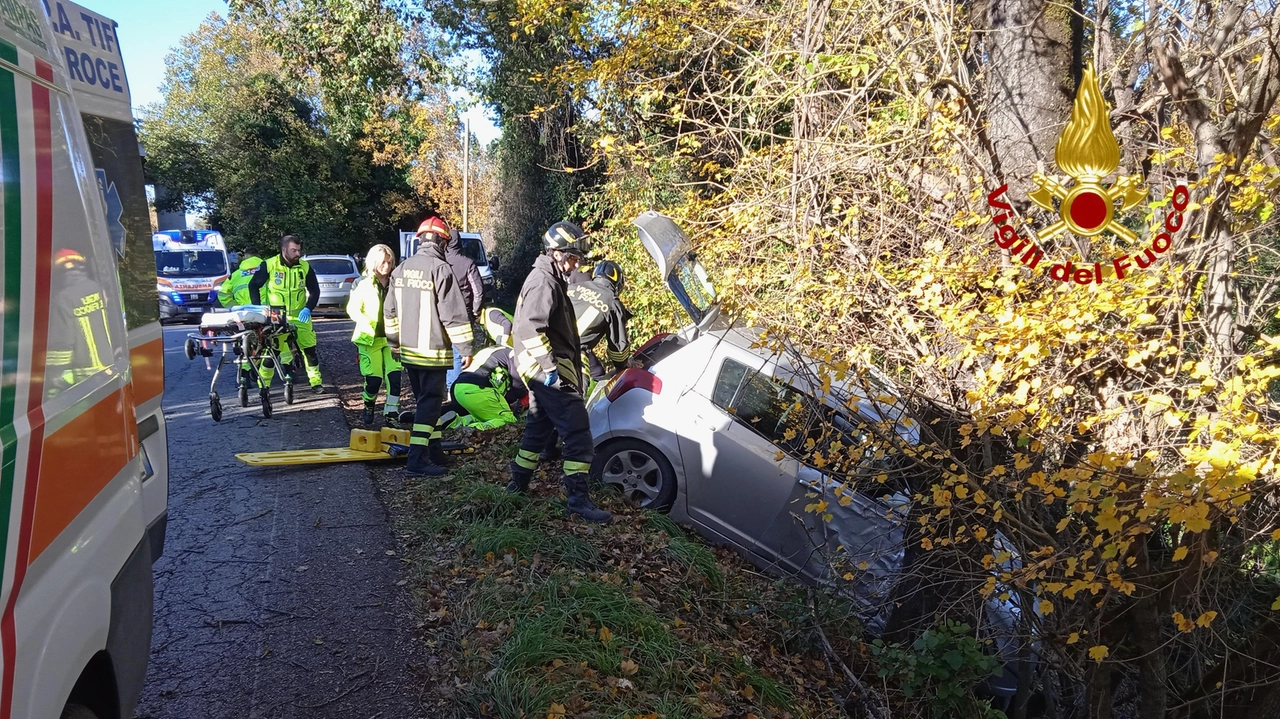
[370,422,864,718]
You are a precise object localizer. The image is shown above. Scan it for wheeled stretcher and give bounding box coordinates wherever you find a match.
[182,306,304,421]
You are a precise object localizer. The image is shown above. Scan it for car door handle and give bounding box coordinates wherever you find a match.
[693,412,722,431]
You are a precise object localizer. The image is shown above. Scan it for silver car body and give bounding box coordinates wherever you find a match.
[303,254,361,309]
[587,213,917,597]
[586,213,1026,695]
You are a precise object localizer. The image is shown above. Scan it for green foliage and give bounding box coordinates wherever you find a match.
[871,620,1006,719]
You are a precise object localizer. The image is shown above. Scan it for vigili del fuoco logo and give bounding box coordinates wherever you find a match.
[986,64,1190,285]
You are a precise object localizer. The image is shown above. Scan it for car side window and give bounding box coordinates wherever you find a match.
[713,358,813,454]
[711,358,748,408]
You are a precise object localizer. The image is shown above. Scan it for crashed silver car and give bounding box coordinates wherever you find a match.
[586,212,1026,699]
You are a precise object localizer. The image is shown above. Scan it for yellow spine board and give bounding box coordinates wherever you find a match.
[234,448,394,467]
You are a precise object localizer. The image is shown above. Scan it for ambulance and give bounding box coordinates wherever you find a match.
[0,1,169,717]
[153,229,230,322]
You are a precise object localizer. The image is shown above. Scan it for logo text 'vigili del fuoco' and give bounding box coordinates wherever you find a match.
[986,64,1189,285]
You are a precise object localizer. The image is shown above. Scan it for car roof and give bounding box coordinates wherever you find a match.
[303,254,357,260]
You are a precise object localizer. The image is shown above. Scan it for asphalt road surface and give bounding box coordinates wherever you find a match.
[135,318,428,718]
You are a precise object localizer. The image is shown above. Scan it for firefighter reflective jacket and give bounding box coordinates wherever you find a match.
[48,269,112,389]
[249,254,320,314]
[455,345,526,403]
[568,277,631,372]
[514,254,581,386]
[481,306,514,347]
[384,240,474,367]
[217,255,262,307]
[347,273,389,346]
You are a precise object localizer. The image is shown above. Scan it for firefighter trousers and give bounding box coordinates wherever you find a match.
[515,379,593,477]
[406,364,448,451]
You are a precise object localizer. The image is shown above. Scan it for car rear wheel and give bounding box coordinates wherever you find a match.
[592,439,676,511]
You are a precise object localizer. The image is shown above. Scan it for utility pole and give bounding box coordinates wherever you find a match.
[462,116,470,233]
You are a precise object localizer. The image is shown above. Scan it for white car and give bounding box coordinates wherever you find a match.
[586,213,1027,700]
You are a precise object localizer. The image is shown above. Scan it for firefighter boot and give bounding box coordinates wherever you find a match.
[506,463,533,494]
[362,400,376,427]
[562,473,611,524]
[429,440,453,468]
[406,445,446,477]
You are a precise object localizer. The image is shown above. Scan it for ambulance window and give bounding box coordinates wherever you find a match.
[43,91,123,400]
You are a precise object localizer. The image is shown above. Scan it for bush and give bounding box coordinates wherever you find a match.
[870,620,1006,719]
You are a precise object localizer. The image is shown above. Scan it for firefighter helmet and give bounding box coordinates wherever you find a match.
[542,221,590,257]
[592,259,624,293]
[416,215,450,241]
[54,248,87,268]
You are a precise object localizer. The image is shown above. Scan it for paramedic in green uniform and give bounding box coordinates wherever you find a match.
[217,253,262,307]
[347,244,402,427]
[216,252,264,391]
[444,345,525,430]
[249,234,325,393]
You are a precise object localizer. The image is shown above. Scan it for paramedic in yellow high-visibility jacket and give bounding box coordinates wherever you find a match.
[249,235,325,393]
[347,244,403,428]
[217,253,263,307]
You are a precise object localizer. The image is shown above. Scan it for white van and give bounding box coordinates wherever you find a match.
[0,1,168,717]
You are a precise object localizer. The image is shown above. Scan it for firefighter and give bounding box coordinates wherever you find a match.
[506,221,611,523]
[348,244,403,427]
[480,305,514,347]
[249,235,325,393]
[445,345,525,430]
[384,216,475,476]
[216,252,262,307]
[569,259,632,383]
[47,248,113,396]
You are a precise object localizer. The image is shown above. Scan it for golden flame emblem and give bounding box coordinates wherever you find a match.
[1029,64,1147,242]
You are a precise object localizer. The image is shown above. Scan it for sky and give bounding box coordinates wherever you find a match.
[82,0,500,145]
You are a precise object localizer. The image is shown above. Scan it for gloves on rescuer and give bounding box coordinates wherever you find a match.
[297,307,312,323]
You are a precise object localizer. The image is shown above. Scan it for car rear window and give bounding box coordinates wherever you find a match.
[308,258,357,275]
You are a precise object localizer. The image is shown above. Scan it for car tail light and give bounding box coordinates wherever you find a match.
[605,368,662,403]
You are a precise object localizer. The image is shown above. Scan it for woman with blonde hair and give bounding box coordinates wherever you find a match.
[347,244,403,426]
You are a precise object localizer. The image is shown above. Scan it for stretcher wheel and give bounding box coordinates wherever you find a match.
[210,393,223,423]
[239,385,249,408]
[260,388,273,418]
[184,338,197,361]
[284,383,295,405]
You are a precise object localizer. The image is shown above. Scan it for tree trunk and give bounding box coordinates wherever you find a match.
[982,0,1076,197]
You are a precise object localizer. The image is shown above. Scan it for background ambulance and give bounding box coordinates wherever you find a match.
[1,0,169,717]
[153,229,230,322]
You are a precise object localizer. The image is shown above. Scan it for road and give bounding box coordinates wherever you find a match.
[135,318,428,718]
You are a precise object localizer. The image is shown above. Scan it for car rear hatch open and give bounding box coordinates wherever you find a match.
[633,212,720,337]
